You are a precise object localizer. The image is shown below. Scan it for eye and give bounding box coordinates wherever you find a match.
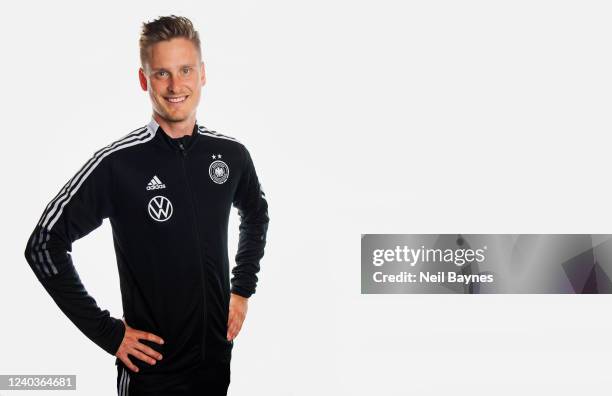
[182,67,191,75]
[157,70,168,78]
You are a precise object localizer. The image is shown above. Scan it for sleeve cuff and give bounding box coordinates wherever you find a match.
[96,317,126,356]
[231,286,254,298]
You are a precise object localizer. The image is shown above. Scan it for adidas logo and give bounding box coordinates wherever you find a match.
[146,175,166,190]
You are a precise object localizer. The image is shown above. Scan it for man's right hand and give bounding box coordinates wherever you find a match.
[115,319,164,372]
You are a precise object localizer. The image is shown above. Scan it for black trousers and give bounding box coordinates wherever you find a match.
[116,359,231,396]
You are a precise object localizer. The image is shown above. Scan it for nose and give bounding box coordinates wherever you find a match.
[167,75,178,93]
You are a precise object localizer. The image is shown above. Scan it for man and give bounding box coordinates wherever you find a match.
[23,15,269,395]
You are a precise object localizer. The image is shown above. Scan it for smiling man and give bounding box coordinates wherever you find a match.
[24,15,269,395]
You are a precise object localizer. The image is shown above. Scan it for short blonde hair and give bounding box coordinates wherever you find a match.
[139,15,202,69]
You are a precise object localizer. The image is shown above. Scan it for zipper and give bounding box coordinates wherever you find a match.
[177,142,209,361]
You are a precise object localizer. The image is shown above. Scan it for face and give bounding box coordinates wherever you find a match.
[139,37,206,123]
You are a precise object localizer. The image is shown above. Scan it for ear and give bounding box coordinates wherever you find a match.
[138,67,148,91]
[200,62,206,87]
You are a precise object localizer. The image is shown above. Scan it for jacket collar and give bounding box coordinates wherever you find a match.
[147,115,201,153]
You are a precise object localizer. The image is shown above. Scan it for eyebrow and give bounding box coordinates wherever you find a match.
[151,64,196,72]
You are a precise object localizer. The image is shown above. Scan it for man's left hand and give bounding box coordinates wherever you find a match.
[227,292,248,341]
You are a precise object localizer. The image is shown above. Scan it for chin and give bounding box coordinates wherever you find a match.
[159,110,191,122]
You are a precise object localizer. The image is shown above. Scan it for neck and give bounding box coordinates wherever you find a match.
[153,112,196,138]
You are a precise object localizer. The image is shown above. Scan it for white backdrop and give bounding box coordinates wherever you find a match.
[1,1,612,395]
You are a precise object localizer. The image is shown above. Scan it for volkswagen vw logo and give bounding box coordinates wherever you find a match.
[148,195,173,222]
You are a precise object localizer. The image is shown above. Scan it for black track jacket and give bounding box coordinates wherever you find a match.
[24,117,269,380]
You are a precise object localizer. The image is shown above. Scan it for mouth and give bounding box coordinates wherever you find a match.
[164,95,189,104]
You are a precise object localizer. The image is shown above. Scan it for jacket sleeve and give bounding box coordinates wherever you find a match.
[23,153,125,355]
[231,144,270,298]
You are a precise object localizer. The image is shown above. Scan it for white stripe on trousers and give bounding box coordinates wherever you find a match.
[118,366,131,396]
